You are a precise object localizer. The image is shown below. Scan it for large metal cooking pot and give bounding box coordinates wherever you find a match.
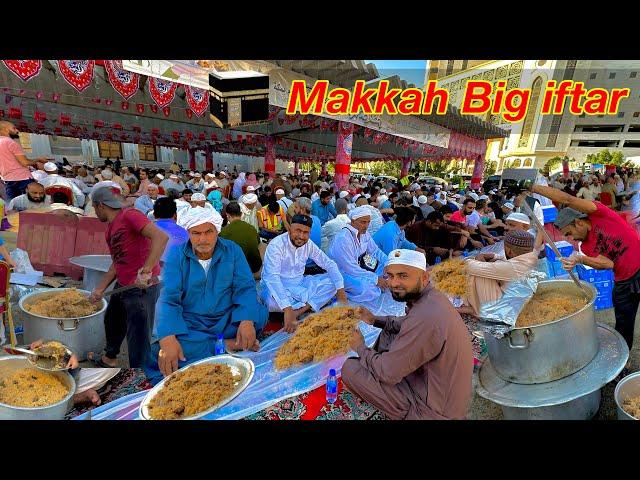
[484,279,598,384]
[0,356,75,420]
[614,372,640,420]
[19,288,108,361]
[501,388,601,420]
[69,255,114,293]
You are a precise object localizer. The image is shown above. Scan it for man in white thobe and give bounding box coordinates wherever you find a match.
[328,206,405,316]
[39,162,86,208]
[321,198,350,253]
[261,214,347,333]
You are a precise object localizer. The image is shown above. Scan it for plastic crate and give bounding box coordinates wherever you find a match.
[546,258,577,278]
[577,265,614,283]
[594,294,614,310]
[545,241,574,262]
[542,205,558,224]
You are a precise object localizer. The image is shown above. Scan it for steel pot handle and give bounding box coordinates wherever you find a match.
[57,319,79,331]
[507,329,533,349]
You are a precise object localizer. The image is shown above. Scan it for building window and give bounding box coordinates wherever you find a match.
[524,158,533,167]
[563,60,577,81]
[98,141,122,159]
[138,144,157,161]
[609,72,616,79]
[589,73,597,80]
[618,112,625,118]
[461,60,468,70]
[631,72,638,78]
[446,60,454,76]
[634,112,640,118]
[518,77,544,148]
[512,159,522,168]
[546,116,563,147]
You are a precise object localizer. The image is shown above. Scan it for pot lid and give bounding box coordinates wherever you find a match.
[477,323,628,408]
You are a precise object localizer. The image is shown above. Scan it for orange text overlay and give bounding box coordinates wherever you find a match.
[286,80,631,123]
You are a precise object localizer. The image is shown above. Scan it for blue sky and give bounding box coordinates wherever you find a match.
[365,60,428,86]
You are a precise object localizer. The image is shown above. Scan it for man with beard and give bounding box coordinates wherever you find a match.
[0,121,47,200]
[342,249,474,420]
[8,182,49,212]
[261,214,347,332]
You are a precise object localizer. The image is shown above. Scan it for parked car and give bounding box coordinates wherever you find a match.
[417,175,448,187]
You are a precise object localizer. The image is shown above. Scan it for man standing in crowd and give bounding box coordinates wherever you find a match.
[88,187,168,369]
[220,201,262,275]
[342,249,473,420]
[0,121,47,200]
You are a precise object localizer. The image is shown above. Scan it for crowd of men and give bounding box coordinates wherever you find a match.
[2,119,640,420]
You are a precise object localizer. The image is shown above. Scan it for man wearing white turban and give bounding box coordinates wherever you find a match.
[145,205,267,385]
[327,206,405,316]
[189,192,215,212]
[240,193,259,232]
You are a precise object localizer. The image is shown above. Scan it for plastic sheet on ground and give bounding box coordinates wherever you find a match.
[477,270,546,339]
[73,321,382,420]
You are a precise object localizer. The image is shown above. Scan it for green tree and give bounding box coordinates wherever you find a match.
[422,159,460,179]
[586,149,625,166]
[483,161,497,178]
[370,160,401,177]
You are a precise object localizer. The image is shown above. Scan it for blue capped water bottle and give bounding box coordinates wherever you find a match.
[326,368,338,404]
[215,333,225,355]
[434,256,442,264]
[462,250,469,258]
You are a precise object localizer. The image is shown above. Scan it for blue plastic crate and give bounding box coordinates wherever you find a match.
[545,241,574,262]
[542,205,558,224]
[547,258,577,278]
[594,280,613,294]
[594,294,613,310]
[577,265,614,283]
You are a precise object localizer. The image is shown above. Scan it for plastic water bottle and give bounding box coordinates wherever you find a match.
[462,251,469,258]
[214,334,225,355]
[434,256,442,264]
[326,368,338,404]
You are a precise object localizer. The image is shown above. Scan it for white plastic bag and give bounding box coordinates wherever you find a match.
[9,248,37,274]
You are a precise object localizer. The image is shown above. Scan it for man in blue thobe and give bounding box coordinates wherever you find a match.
[144,207,268,385]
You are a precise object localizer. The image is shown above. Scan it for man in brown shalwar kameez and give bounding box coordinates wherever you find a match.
[342,249,474,420]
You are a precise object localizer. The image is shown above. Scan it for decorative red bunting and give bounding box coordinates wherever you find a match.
[9,108,22,119]
[2,60,42,81]
[150,104,158,114]
[59,114,71,126]
[34,111,46,123]
[184,85,209,117]
[185,109,193,119]
[121,101,129,110]
[104,60,140,100]
[94,120,104,128]
[162,106,171,117]
[57,60,95,92]
[148,77,177,108]
[136,103,145,114]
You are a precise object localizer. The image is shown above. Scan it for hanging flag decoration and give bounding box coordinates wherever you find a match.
[2,60,42,81]
[104,60,140,100]
[148,77,177,108]
[150,104,158,114]
[57,60,95,92]
[162,106,171,117]
[184,85,209,116]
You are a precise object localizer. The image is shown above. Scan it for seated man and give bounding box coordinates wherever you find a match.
[311,190,337,225]
[372,206,425,255]
[257,200,289,241]
[321,198,350,253]
[46,191,84,215]
[145,207,268,385]
[328,206,404,316]
[261,214,347,332]
[190,192,215,212]
[134,183,161,216]
[7,181,49,212]
[463,230,543,317]
[406,211,465,265]
[343,249,474,420]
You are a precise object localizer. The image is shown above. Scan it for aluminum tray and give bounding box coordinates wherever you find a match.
[477,323,628,408]
[139,355,255,420]
[69,255,112,273]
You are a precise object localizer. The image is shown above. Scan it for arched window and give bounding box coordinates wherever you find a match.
[524,158,533,167]
[518,77,544,148]
[512,159,522,168]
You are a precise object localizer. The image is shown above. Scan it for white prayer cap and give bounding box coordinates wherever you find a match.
[386,249,427,272]
[178,206,223,233]
[242,193,258,204]
[377,195,389,204]
[454,194,461,199]
[468,192,479,201]
[101,169,114,179]
[436,192,447,203]
[364,194,371,199]
[191,192,206,201]
[170,174,179,180]
[32,170,47,182]
[156,174,165,180]
[339,191,349,199]
[503,202,515,210]
[417,195,428,205]
[409,184,420,192]
[321,182,330,189]
[147,183,159,190]
[348,206,371,221]
[478,194,489,201]
[189,171,195,177]
[219,171,227,176]
[506,212,531,225]
[44,162,58,172]
[246,185,256,192]
[195,172,202,178]
[380,188,387,194]
[206,173,215,179]
[275,188,285,195]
